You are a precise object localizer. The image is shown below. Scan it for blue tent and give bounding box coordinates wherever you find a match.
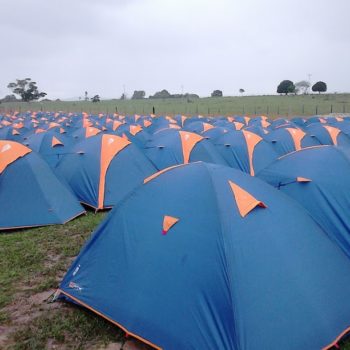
[59,162,350,349]
[24,130,75,168]
[0,141,85,230]
[306,124,350,146]
[56,134,157,210]
[214,130,278,175]
[144,130,227,170]
[263,127,320,156]
[257,145,350,259]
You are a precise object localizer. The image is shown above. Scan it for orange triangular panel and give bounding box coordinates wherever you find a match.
[285,128,306,151]
[234,122,244,130]
[297,177,312,183]
[113,121,123,131]
[242,130,262,176]
[203,123,214,132]
[0,141,31,174]
[261,120,271,128]
[179,131,203,164]
[48,122,60,129]
[98,135,131,209]
[162,215,179,235]
[144,120,152,128]
[83,118,93,128]
[229,180,266,217]
[85,127,101,138]
[323,126,340,145]
[129,125,142,136]
[12,129,20,135]
[52,136,64,147]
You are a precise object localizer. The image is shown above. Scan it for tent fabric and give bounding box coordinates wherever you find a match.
[59,162,350,350]
[0,141,85,230]
[257,145,350,259]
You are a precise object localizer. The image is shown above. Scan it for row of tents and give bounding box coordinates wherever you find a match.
[2,112,350,348]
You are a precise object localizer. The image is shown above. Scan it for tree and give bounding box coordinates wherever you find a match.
[1,94,18,103]
[84,91,89,101]
[7,78,46,102]
[277,80,295,95]
[211,90,223,97]
[91,95,100,103]
[131,90,146,99]
[295,81,310,95]
[312,81,327,94]
[239,88,245,95]
[120,93,127,100]
[149,89,171,99]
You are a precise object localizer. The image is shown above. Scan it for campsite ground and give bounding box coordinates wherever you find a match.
[1,93,350,117]
[1,212,350,349]
[0,212,151,350]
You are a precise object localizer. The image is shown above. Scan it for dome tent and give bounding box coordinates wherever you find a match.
[58,162,350,350]
[214,129,278,175]
[257,145,350,259]
[263,127,320,156]
[24,130,75,168]
[56,134,157,210]
[0,141,85,230]
[144,130,227,170]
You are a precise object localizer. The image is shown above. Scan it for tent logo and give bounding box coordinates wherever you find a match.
[72,264,81,276]
[1,144,11,153]
[68,281,82,291]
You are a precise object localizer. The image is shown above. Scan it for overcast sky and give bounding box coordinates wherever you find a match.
[0,0,349,99]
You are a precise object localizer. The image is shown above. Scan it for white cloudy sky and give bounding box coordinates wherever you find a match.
[0,0,349,99]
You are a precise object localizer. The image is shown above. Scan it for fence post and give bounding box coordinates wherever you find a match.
[316,105,318,115]
[277,105,280,115]
[343,104,346,113]
[242,106,245,114]
[302,104,304,114]
[330,105,333,113]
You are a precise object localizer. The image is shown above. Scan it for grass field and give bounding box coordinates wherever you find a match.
[1,212,350,349]
[1,93,350,117]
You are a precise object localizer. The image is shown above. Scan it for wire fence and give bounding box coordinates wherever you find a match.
[0,102,349,117]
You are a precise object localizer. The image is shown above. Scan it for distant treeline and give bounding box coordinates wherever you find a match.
[146,89,199,100]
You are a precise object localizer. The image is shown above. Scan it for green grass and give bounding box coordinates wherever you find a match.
[0,211,133,349]
[10,307,124,350]
[0,212,105,322]
[1,93,350,117]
